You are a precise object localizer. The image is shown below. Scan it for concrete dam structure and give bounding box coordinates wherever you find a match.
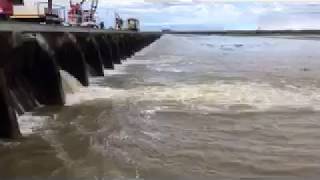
[0,23,161,139]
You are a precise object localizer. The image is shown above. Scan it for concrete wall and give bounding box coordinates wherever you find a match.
[0,30,161,138]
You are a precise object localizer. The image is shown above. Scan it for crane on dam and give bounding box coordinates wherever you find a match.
[68,0,99,27]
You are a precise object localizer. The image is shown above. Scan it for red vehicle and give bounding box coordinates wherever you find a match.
[0,0,13,20]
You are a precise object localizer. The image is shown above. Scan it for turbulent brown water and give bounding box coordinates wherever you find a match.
[2,34,320,179]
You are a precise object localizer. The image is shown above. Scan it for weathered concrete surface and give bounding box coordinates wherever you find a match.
[0,69,21,139]
[108,35,121,64]
[76,34,104,76]
[12,34,65,106]
[0,23,161,138]
[95,35,114,69]
[55,33,90,86]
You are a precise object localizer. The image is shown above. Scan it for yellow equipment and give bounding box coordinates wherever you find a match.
[127,18,139,31]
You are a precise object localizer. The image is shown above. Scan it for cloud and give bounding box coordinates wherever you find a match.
[93,0,320,30]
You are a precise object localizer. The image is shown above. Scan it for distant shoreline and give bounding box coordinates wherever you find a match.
[2,22,320,36]
[164,30,320,36]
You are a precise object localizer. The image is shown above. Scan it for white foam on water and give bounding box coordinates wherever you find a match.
[61,75,320,112]
[142,131,162,141]
[122,59,155,65]
[12,70,79,136]
[104,64,128,75]
[64,86,125,106]
[103,58,168,76]
[18,112,54,135]
[123,81,320,112]
[89,77,105,86]
[151,66,183,73]
[59,69,123,106]
[56,36,320,113]
[60,70,83,94]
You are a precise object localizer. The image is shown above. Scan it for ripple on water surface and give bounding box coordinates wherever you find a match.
[2,35,320,178]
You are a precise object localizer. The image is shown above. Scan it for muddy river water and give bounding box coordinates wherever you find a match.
[2,34,320,179]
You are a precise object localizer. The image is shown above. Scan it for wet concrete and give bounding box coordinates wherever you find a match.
[0,24,161,138]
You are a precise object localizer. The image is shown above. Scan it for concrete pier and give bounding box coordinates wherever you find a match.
[0,22,161,138]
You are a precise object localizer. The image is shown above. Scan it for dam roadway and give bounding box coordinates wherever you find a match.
[1,22,320,139]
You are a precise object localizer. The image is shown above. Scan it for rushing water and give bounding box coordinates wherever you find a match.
[2,34,320,179]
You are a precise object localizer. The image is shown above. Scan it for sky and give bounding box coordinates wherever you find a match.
[59,0,320,30]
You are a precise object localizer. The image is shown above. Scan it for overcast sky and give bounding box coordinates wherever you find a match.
[65,0,320,30]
